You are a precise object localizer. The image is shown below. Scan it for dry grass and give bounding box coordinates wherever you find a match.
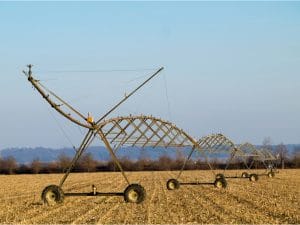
[0,169,299,224]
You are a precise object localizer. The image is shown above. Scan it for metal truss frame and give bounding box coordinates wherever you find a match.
[193,134,259,181]
[238,142,278,177]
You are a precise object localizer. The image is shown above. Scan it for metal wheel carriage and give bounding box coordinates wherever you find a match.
[165,134,238,189]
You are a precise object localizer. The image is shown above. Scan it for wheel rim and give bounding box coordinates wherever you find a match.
[128,189,139,202]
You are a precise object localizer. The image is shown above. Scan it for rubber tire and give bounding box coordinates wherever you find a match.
[216,173,225,179]
[166,179,180,190]
[41,185,64,206]
[241,172,249,178]
[214,178,227,189]
[268,171,275,178]
[124,184,146,204]
[249,174,259,182]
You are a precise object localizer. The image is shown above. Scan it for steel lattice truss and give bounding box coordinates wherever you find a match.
[238,142,262,159]
[196,134,251,173]
[198,133,239,155]
[238,142,278,172]
[98,116,194,149]
[239,143,276,162]
[259,149,277,161]
[196,135,275,174]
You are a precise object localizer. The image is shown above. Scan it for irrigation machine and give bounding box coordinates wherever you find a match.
[23,65,220,205]
[238,143,278,178]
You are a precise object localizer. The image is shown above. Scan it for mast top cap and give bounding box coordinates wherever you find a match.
[27,64,33,76]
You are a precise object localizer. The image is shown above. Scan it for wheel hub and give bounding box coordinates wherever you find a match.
[169,182,175,190]
[216,181,222,188]
[128,190,139,202]
[46,191,56,202]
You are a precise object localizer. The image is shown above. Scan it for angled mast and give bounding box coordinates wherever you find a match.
[95,67,164,124]
[23,65,93,129]
[23,64,164,130]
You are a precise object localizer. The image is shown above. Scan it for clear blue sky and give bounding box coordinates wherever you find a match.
[0,1,299,149]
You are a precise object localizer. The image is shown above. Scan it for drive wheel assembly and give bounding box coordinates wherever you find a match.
[268,171,275,178]
[214,178,227,189]
[241,172,249,178]
[249,174,259,182]
[166,179,180,190]
[124,184,146,204]
[41,185,64,205]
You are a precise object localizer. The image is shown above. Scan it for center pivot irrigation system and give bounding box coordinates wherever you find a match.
[22,65,220,205]
[238,143,278,178]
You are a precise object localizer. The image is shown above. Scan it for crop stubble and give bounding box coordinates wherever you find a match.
[0,169,299,224]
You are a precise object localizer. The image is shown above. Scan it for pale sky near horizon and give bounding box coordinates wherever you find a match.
[0,1,299,149]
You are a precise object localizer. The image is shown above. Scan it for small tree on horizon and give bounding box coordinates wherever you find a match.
[275,143,289,169]
[79,153,97,172]
[57,153,72,173]
[31,158,42,174]
[262,137,273,151]
[291,146,300,168]
[1,156,17,174]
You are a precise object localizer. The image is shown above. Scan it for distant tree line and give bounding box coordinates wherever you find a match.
[0,144,299,175]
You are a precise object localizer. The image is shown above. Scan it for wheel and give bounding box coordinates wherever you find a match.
[214,178,227,189]
[124,184,146,204]
[166,179,180,190]
[41,185,64,205]
[249,174,259,182]
[216,173,225,179]
[241,172,249,178]
[268,171,275,178]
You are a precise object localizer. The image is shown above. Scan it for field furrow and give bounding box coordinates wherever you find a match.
[0,170,299,224]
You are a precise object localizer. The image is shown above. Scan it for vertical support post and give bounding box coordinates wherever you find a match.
[96,129,130,185]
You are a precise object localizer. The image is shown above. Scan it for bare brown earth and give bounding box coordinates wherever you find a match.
[0,169,299,224]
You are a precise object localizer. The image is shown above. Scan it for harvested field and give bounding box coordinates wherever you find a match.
[0,169,299,224]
